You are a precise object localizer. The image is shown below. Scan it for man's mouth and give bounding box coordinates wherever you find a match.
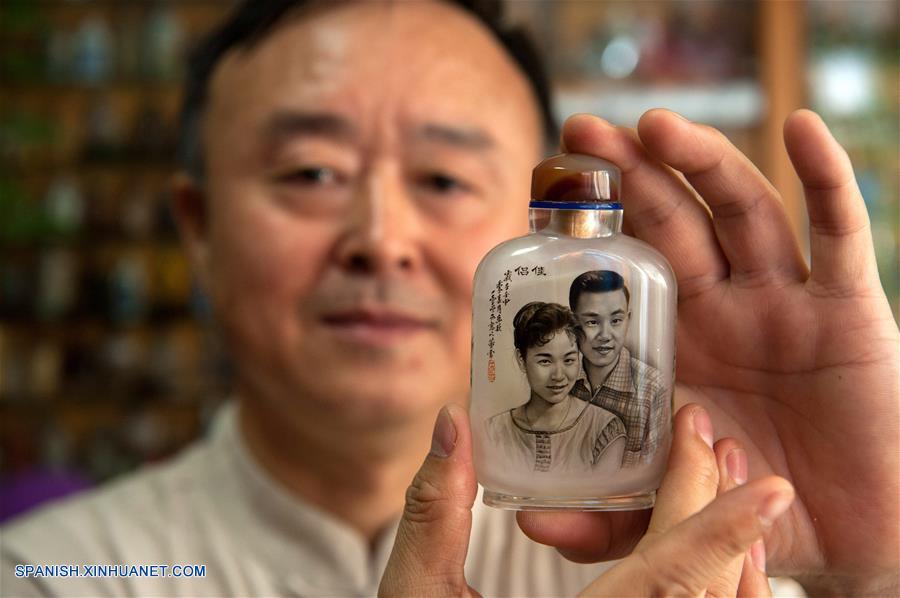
[320,308,437,346]
[546,384,568,392]
[593,345,615,355]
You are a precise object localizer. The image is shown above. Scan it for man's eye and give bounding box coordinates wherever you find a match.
[584,320,598,327]
[564,358,576,365]
[421,173,469,194]
[276,167,337,185]
[537,359,551,366]
[612,318,623,325]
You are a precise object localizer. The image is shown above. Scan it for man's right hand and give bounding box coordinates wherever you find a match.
[518,109,900,597]
[379,404,792,597]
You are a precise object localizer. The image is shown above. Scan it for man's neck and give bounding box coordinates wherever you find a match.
[237,390,438,547]
[585,354,621,392]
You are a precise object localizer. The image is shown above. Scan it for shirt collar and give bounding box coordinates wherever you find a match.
[210,400,400,595]
[580,346,635,394]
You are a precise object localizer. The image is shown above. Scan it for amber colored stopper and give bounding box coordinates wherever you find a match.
[531,153,621,203]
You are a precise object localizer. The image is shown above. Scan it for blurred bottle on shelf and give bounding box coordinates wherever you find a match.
[82,96,126,160]
[72,15,114,85]
[108,254,149,325]
[120,181,158,241]
[0,334,28,400]
[36,249,79,322]
[42,175,85,241]
[142,4,184,82]
[28,340,63,399]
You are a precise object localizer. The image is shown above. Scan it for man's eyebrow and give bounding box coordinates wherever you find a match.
[417,122,495,151]
[579,309,627,317]
[263,111,357,142]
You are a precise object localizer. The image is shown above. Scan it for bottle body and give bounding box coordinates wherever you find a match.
[470,207,676,510]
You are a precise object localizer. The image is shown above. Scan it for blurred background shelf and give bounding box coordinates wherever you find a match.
[555,79,765,128]
[1,0,897,522]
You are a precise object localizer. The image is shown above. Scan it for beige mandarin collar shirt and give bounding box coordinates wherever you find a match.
[1,401,611,597]
[1,402,803,597]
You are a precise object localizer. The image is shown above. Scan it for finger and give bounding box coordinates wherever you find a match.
[517,403,719,564]
[705,438,750,597]
[637,109,808,287]
[641,404,719,541]
[583,476,794,598]
[379,405,478,597]
[737,541,772,597]
[783,109,880,295]
[516,509,650,563]
[561,114,728,298]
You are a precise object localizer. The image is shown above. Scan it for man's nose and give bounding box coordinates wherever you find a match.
[598,322,611,340]
[334,163,421,276]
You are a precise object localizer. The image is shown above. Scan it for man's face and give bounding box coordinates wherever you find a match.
[574,290,630,369]
[192,1,541,424]
[522,331,580,405]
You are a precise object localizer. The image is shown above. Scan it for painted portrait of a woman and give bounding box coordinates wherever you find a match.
[486,301,626,474]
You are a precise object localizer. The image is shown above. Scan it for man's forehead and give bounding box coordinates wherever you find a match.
[260,109,497,151]
[577,290,629,313]
[206,0,540,147]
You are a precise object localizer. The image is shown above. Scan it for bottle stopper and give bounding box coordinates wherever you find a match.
[531,153,620,204]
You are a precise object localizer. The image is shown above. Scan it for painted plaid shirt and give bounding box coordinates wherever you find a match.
[572,347,669,467]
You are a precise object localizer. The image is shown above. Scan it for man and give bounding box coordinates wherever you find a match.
[1,1,897,597]
[0,2,603,596]
[569,270,668,467]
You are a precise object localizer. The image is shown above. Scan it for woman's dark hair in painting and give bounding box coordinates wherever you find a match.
[512,302,581,361]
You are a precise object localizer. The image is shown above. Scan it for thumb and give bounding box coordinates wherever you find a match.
[379,404,479,598]
[583,476,794,597]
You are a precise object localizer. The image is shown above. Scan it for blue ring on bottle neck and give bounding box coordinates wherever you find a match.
[529,200,622,210]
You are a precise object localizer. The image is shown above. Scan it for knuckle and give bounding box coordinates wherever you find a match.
[631,194,684,229]
[693,453,721,491]
[634,551,698,598]
[705,586,734,598]
[808,216,869,239]
[380,576,471,598]
[669,451,719,494]
[708,187,766,220]
[404,473,450,525]
[381,576,471,598]
[705,523,753,561]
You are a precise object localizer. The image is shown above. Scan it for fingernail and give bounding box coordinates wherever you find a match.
[726,448,747,485]
[758,490,794,527]
[671,111,691,123]
[430,406,457,458]
[751,539,766,573]
[692,408,714,449]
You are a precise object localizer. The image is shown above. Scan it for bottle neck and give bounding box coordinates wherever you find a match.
[530,207,623,239]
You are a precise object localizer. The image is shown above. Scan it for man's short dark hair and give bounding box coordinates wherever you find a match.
[177,0,557,181]
[569,271,630,312]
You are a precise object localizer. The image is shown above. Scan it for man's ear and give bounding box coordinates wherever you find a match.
[171,172,211,290]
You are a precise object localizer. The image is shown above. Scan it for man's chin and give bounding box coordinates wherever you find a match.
[290,372,461,424]
[586,353,616,368]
